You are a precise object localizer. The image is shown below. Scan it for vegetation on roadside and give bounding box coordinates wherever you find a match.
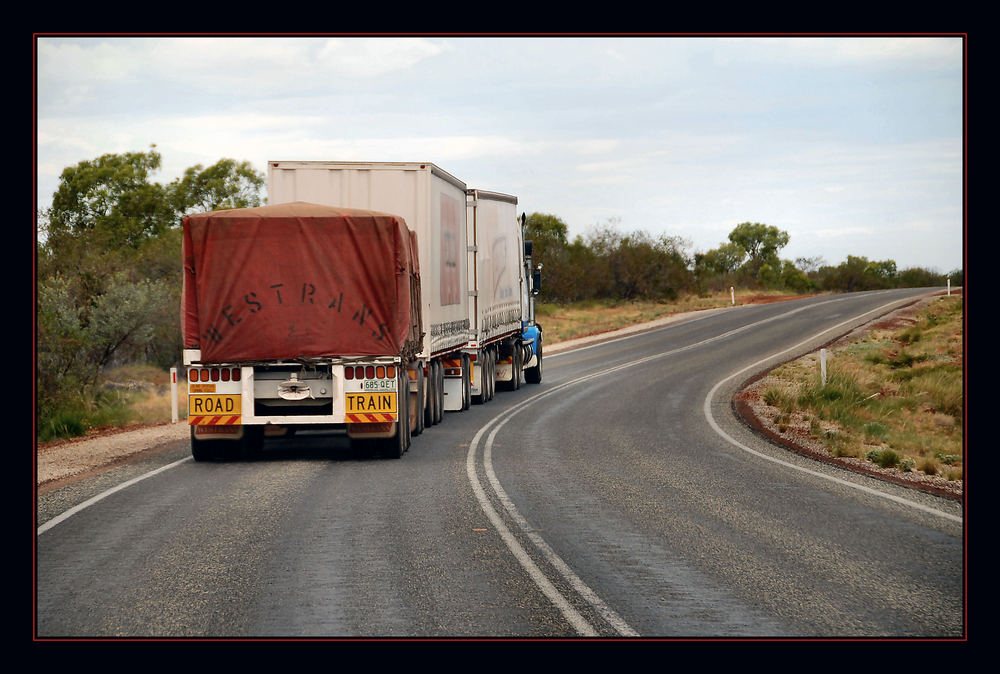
[536,290,801,344]
[35,146,962,443]
[756,295,964,480]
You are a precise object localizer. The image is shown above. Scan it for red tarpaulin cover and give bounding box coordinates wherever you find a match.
[182,202,421,363]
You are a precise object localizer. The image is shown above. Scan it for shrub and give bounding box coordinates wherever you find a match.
[863,421,889,441]
[866,447,901,469]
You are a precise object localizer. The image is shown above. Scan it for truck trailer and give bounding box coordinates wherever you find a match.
[182,201,424,459]
[182,162,541,459]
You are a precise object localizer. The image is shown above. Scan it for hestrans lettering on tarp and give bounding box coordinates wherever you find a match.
[197,282,390,347]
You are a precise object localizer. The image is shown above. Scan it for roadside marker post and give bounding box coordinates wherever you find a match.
[820,349,827,386]
[170,367,178,424]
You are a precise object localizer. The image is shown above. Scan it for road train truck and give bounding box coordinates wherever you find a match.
[182,162,541,460]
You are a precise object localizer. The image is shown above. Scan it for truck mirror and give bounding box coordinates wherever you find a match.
[532,266,542,294]
[524,240,534,258]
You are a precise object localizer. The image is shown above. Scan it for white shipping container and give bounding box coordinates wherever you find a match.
[267,161,473,359]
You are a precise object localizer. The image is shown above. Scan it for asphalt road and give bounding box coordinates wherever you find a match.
[35,288,964,639]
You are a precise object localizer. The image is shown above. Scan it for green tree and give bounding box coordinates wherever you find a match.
[169,158,266,214]
[865,259,898,281]
[697,241,745,275]
[46,146,176,249]
[585,221,692,301]
[728,222,790,280]
[780,259,812,292]
[37,148,267,429]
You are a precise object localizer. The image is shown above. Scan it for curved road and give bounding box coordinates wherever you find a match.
[35,289,964,638]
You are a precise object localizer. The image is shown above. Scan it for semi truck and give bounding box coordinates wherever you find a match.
[182,162,541,460]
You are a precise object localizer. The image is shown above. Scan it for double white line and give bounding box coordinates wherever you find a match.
[465,291,960,636]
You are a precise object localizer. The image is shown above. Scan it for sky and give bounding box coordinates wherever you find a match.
[35,35,965,273]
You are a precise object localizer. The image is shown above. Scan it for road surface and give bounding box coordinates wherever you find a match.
[35,288,964,638]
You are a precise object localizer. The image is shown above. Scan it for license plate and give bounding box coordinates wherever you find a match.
[362,378,397,391]
[189,394,242,420]
[345,391,397,415]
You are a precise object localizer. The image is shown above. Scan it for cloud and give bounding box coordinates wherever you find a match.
[37,37,453,105]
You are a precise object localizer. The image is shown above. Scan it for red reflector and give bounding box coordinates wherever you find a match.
[365,366,375,379]
[232,368,241,382]
[200,369,209,382]
[210,368,220,382]
[344,367,354,380]
[221,368,230,382]
[386,366,396,379]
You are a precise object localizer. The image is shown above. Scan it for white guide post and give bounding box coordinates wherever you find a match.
[170,367,179,423]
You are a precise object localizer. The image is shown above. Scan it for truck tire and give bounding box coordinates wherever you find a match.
[412,366,424,437]
[428,360,443,425]
[190,427,214,461]
[240,426,265,459]
[512,343,522,391]
[435,360,445,424]
[486,349,495,401]
[472,352,487,405]
[383,371,410,459]
[524,334,543,384]
[190,427,246,461]
[462,353,472,410]
[424,363,435,428]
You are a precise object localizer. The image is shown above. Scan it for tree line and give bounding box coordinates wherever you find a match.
[525,214,962,304]
[36,148,961,436]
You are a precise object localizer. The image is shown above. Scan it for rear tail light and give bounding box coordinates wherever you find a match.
[188,367,241,383]
[346,365,397,380]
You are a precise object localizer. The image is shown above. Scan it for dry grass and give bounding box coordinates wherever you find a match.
[537,290,811,344]
[757,295,963,480]
[104,364,189,425]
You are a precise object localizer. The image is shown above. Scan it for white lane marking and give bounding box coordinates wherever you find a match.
[701,303,963,524]
[466,420,600,636]
[37,457,192,535]
[469,406,640,636]
[467,291,958,630]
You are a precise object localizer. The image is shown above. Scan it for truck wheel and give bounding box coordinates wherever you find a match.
[240,426,264,459]
[412,366,424,437]
[462,353,472,410]
[512,344,522,391]
[424,363,435,427]
[190,427,214,461]
[525,335,543,384]
[435,360,445,424]
[472,352,486,405]
[383,371,410,458]
[486,350,495,401]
